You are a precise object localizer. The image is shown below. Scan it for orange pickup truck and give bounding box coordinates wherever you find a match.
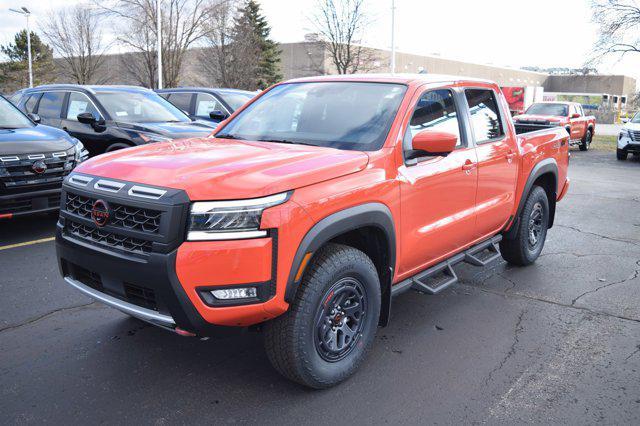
[55,74,570,388]
[513,101,596,151]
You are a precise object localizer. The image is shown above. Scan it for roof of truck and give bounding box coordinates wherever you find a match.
[286,73,495,86]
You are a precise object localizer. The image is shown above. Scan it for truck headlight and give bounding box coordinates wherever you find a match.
[73,140,89,162]
[619,129,630,140]
[187,192,291,241]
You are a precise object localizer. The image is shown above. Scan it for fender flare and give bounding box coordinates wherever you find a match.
[284,203,396,324]
[504,158,558,239]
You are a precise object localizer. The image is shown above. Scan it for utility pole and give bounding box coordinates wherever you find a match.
[390,0,396,74]
[157,0,163,89]
[9,7,33,88]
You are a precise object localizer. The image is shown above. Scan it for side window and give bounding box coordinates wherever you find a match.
[464,89,504,143]
[66,92,101,120]
[405,89,462,149]
[167,93,193,113]
[195,93,224,118]
[37,92,65,119]
[24,93,41,113]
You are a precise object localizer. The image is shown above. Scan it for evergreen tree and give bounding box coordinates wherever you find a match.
[0,30,56,92]
[232,0,282,90]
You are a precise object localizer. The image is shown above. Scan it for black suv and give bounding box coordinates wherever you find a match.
[15,85,216,157]
[0,95,87,218]
[157,87,255,123]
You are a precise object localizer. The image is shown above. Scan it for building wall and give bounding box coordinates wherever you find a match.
[545,74,636,99]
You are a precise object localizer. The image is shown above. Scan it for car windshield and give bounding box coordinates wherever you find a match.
[631,112,640,123]
[217,91,255,111]
[95,91,190,123]
[0,96,33,129]
[216,82,407,151]
[525,103,568,116]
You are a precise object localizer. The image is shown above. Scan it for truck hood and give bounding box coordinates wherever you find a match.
[0,124,74,155]
[75,137,370,200]
[514,114,566,123]
[623,122,640,131]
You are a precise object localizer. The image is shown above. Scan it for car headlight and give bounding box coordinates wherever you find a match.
[138,132,173,144]
[73,139,89,162]
[187,192,291,241]
[619,129,630,140]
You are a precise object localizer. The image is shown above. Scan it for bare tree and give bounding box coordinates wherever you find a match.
[309,0,377,74]
[590,0,640,62]
[41,5,111,84]
[98,0,213,88]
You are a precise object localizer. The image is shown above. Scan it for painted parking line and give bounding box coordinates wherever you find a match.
[0,237,55,251]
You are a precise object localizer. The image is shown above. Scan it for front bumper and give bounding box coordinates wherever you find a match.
[0,187,61,218]
[618,136,640,153]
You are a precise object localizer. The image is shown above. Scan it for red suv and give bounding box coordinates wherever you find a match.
[56,75,569,388]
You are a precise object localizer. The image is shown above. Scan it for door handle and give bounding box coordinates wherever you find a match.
[462,160,476,174]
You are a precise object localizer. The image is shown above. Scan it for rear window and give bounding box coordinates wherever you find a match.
[37,92,65,119]
[465,89,504,143]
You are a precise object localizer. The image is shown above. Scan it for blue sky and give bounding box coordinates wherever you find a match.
[1,0,638,82]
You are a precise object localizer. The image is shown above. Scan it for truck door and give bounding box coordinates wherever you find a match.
[398,88,478,277]
[464,88,518,239]
[570,104,586,140]
[60,92,109,157]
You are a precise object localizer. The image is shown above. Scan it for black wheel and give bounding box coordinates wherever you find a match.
[579,129,591,151]
[264,243,381,389]
[500,186,549,266]
[617,149,628,161]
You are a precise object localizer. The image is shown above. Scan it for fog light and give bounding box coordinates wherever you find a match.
[211,287,257,300]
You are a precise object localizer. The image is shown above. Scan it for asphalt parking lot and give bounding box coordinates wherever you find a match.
[1,150,639,424]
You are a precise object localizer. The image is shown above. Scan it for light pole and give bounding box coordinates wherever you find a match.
[156,0,163,89]
[9,7,33,88]
[390,0,396,74]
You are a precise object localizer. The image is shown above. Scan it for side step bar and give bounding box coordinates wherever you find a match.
[391,235,502,297]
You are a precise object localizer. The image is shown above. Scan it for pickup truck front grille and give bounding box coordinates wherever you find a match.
[65,193,162,234]
[65,220,153,255]
[0,151,75,193]
[0,194,60,215]
[629,130,640,141]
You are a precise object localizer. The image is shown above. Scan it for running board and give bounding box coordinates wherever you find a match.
[391,235,502,297]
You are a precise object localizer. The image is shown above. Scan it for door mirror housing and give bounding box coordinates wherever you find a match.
[209,110,229,121]
[77,112,97,124]
[621,117,630,123]
[570,113,581,119]
[27,113,41,123]
[409,130,458,159]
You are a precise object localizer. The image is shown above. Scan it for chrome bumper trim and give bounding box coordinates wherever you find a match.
[63,276,176,329]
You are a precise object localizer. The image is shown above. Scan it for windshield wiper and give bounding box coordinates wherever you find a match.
[258,138,316,146]
[216,133,246,140]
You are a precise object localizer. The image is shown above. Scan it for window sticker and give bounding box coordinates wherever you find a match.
[196,100,218,116]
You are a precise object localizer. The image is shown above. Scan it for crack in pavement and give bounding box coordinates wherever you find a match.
[556,224,640,247]
[571,259,640,306]
[460,282,640,325]
[625,344,640,361]
[484,309,527,386]
[0,301,97,334]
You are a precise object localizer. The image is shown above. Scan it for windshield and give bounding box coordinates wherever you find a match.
[631,112,640,123]
[218,91,254,111]
[0,96,34,129]
[525,103,568,117]
[95,91,190,123]
[217,82,407,151]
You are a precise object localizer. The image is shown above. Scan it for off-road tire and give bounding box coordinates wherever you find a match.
[617,149,628,161]
[579,129,592,151]
[264,243,381,389]
[500,186,549,266]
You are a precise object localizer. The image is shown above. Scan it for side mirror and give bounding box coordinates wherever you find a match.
[77,112,97,124]
[621,117,630,123]
[27,113,41,123]
[410,130,458,159]
[570,113,581,119]
[209,110,229,121]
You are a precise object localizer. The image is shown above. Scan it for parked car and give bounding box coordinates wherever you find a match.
[156,87,255,123]
[14,85,216,157]
[55,74,570,388]
[617,111,640,160]
[0,94,87,219]
[513,101,596,151]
